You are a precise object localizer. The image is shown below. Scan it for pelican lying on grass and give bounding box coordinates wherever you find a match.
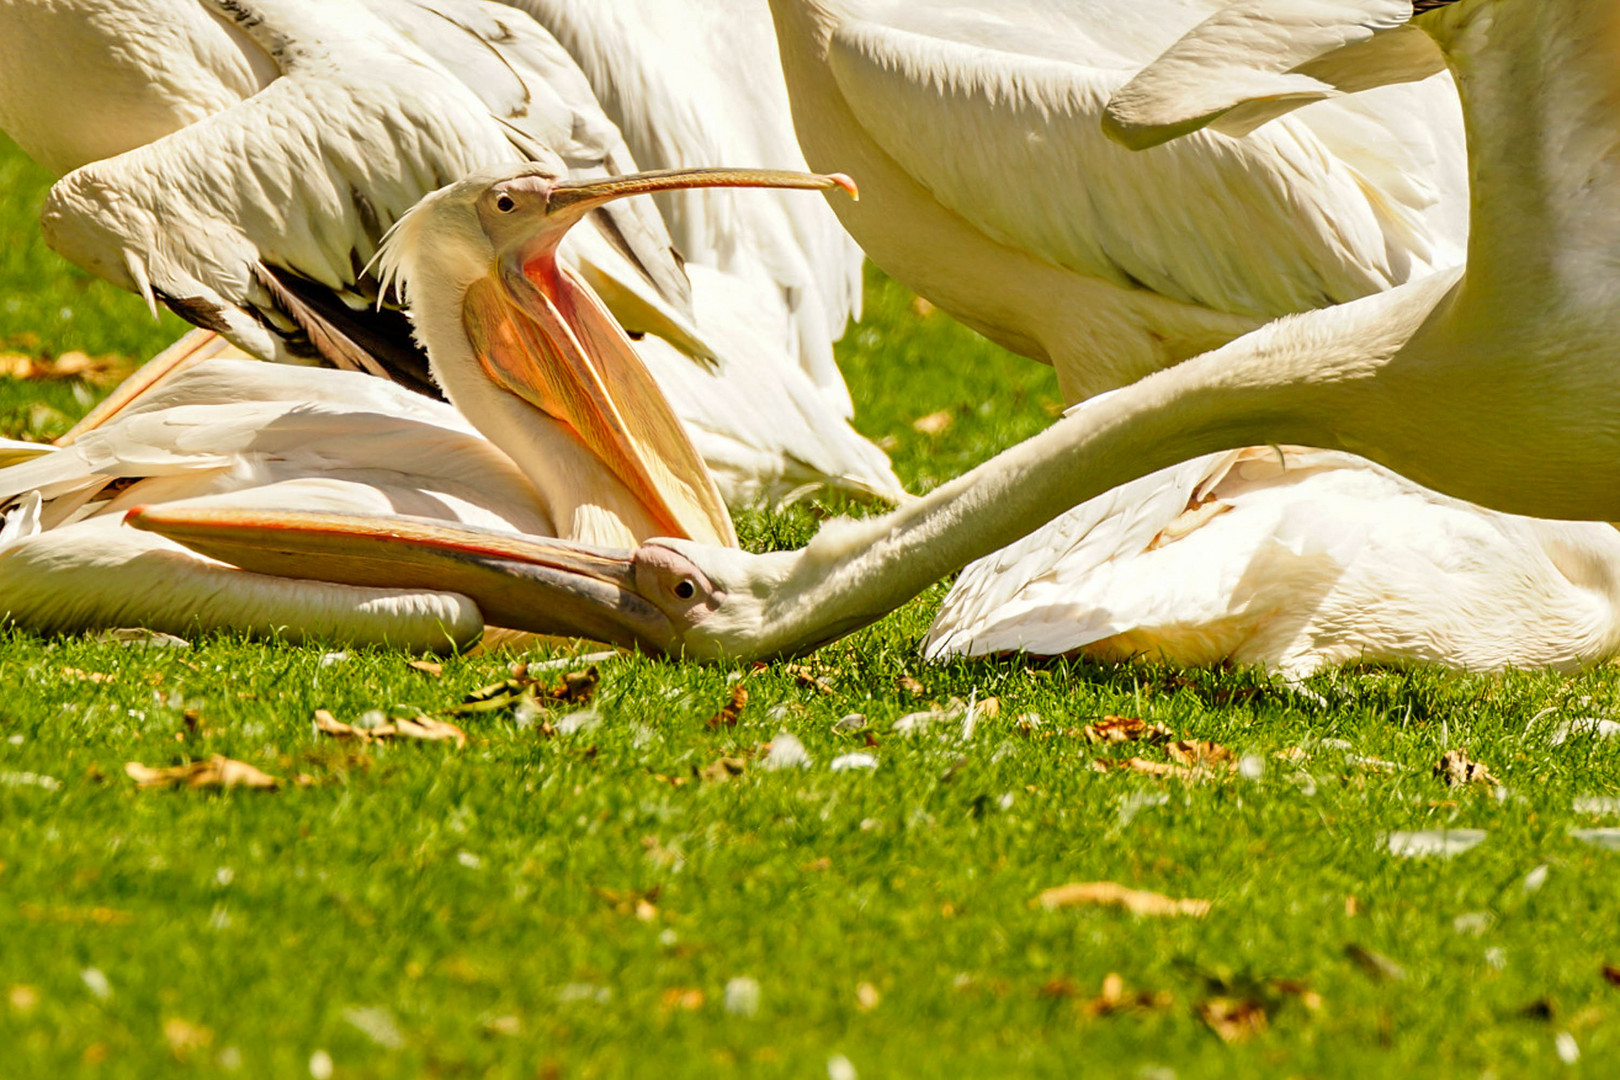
[0,0,901,504]
[925,447,1620,676]
[132,0,1620,664]
[0,164,855,648]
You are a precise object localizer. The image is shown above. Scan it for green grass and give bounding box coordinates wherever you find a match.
[4,133,1620,1079]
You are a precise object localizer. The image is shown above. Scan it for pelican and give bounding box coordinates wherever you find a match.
[0,0,902,504]
[1,163,857,647]
[133,0,1620,663]
[924,448,1620,677]
[761,0,1467,403]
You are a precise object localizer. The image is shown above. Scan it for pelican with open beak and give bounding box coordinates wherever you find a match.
[366,162,856,552]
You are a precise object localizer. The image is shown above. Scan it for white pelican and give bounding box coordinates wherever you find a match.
[1,163,857,647]
[0,0,902,504]
[924,448,1620,677]
[133,0,1620,663]
[762,0,1467,403]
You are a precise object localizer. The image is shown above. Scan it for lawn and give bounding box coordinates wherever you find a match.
[4,132,1620,1079]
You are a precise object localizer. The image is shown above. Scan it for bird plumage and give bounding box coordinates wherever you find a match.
[925,447,1620,677]
[765,0,1467,401]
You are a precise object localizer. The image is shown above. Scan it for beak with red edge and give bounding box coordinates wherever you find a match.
[461,166,857,550]
[124,505,683,653]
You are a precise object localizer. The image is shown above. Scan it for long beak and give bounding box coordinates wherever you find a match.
[545,167,857,224]
[125,505,674,652]
[465,167,856,550]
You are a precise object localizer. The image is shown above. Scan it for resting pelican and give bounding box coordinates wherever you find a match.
[924,448,1620,676]
[0,0,901,504]
[133,0,1620,662]
[1,163,856,647]
[762,0,1467,403]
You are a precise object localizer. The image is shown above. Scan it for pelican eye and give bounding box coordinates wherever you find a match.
[674,580,696,600]
[495,193,517,213]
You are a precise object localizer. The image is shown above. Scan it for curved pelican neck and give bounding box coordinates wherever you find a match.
[714,274,1460,659]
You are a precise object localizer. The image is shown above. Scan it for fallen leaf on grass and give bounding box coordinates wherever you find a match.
[0,349,137,385]
[1345,943,1406,982]
[785,663,834,695]
[1081,972,1173,1017]
[661,987,705,1011]
[162,1018,213,1059]
[705,684,749,729]
[1435,748,1500,787]
[1602,964,1620,987]
[599,886,660,922]
[1168,739,1235,769]
[1198,997,1268,1042]
[897,675,926,698]
[453,665,599,716]
[61,667,114,684]
[313,709,467,749]
[125,756,279,791]
[1091,756,1211,782]
[406,659,443,678]
[1273,746,1308,763]
[912,409,953,435]
[93,628,190,648]
[1032,881,1211,917]
[699,755,748,783]
[1083,715,1172,744]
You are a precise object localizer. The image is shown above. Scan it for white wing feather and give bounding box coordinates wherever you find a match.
[825,1,1466,319]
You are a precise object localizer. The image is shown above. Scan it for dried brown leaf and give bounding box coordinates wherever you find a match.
[61,667,115,684]
[1604,964,1620,987]
[661,987,705,1011]
[1091,756,1211,782]
[163,1018,213,1059]
[699,756,748,784]
[1081,972,1174,1017]
[897,675,926,698]
[1032,881,1211,917]
[786,663,835,695]
[1435,748,1500,788]
[125,756,279,791]
[1345,943,1405,982]
[390,715,467,748]
[1198,997,1268,1042]
[407,659,443,678]
[705,684,749,729]
[1168,739,1235,769]
[1083,715,1172,744]
[912,409,953,435]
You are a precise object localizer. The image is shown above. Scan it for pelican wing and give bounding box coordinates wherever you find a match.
[822,0,1465,318]
[1105,0,1446,148]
